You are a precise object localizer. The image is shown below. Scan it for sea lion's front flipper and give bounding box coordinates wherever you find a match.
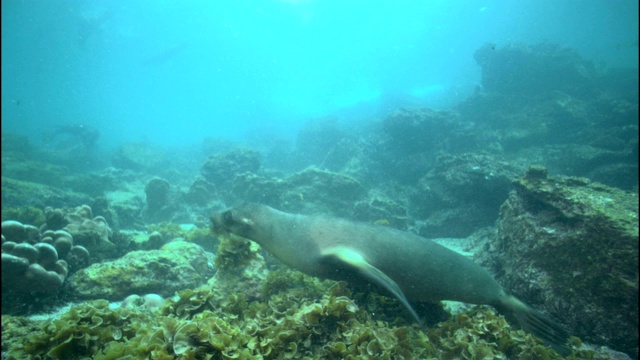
[321,246,422,326]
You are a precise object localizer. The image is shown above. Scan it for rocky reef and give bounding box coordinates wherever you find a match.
[2,260,613,359]
[476,166,638,357]
[2,41,637,359]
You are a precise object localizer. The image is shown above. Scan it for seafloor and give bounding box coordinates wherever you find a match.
[2,43,638,359]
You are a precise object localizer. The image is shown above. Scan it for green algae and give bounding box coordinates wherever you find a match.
[147,222,185,241]
[1,206,46,227]
[3,270,602,359]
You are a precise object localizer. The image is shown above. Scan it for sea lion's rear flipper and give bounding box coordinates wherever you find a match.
[321,246,422,326]
[496,295,571,356]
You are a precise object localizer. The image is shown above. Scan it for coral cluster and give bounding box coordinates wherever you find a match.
[42,204,115,260]
[2,220,89,294]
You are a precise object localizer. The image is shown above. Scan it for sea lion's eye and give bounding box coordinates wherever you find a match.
[223,211,233,222]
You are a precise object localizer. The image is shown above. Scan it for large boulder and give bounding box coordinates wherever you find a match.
[410,152,522,238]
[111,142,168,171]
[476,166,638,357]
[200,148,261,189]
[65,240,211,301]
[231,167,366,218]
[473,43,597,98]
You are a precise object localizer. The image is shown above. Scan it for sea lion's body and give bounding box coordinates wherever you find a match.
[239,208,504,304]
[211,203,569,353]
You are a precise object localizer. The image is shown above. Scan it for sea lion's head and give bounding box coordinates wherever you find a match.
[210,203,263,240]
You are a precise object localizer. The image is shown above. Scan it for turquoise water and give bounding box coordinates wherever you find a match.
[2,0,637,151]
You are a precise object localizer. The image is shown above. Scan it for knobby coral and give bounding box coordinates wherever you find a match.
[2,220,90,295]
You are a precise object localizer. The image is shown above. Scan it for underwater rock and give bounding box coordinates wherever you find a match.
[91,196,121,232]
[294,118,349,168]
[410,152,522,237]
[111,142,168,171]
[474,42,597,98]
[1,206,46,228]
[458,90,584,151]
[65,240,211,300]
[1,158,68,189]
[285,167,366,214]
[476,167,639,357]
[231,167,366,218]
[383,107,471,155]
[352,190,410,230]
[185,175,220,206]
[200,148,261,189]
[379,107,486,184]
[460,43,637,156]
[541,144,638,191]
[1,177,92,209]
[209,234,268,300]
[230,172,283,205]
[144,177,170,211]
[1,132,31,156]
[99,186,146,231]
[142,177,183,223]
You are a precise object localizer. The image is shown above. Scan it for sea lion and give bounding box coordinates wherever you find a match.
[211,203,569,353]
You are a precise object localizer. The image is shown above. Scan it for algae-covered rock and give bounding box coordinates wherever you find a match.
[383,107,472,155]
[231,167,366,218]
[1,177,92,209]
[111,142,168,171]
[1,206,46,228]
[209,233,268,300]
[294,118,346,166]
[478,166,638,357]
[185,175,220,207]
[201,148,261,188]
[230,171,284,206]
[411,152,523,237]
[284,167,366,215]
[352,190,410,230]
[144,177,171,217]
[65,240,211,300]
[4,268,613,359]
[474,43,597,98]
[380,107,484,183]
[542,144,638,191]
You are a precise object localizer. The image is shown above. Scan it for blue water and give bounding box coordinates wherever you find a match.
[2,0,638,151]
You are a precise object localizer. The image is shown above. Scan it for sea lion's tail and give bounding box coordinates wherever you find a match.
[495,295,570,355]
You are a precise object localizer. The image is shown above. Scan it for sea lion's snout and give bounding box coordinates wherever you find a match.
[210,210,232,235]
[210,213,222,234]
[210,208,255,238]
